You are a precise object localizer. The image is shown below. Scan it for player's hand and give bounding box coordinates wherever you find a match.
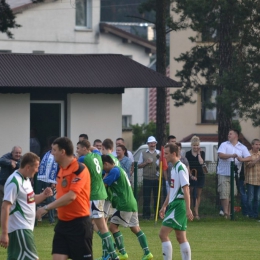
[186,209,193,221]
[36,207,47,220]
[159,207,166,219]
[0,233,9,248]
[43,187,53,197]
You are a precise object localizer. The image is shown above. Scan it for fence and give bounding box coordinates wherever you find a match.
[131,161,243,220]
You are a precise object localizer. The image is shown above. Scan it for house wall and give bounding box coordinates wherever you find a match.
[67,93,122,147]
[0,94,30,155]
[169,16,260,142]
[0,0,150,125]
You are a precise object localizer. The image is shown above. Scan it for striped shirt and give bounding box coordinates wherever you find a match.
[245,150,260,185]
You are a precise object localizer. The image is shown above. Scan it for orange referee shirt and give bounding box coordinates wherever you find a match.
[56,158,90,221]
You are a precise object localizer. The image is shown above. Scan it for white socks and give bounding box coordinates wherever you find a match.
[162,241,172,260]
[180,241,191,260]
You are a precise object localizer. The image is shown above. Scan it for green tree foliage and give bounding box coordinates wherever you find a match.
[0,0,20,38]
[131,122,169,151]
[169,0,260,144]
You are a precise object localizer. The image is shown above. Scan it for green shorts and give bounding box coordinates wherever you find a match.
[162,199,187,231]
[8,229,38,260]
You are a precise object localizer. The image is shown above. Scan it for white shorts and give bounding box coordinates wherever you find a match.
[103,200,112,218]
[90,200,105,218]
[110,210,139,227]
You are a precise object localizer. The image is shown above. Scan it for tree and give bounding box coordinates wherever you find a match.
[169,0,260,145]
[0,0,20,38]
[139,0,169,148]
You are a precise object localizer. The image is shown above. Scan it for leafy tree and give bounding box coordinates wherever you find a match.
[0,0,20,38]
[169,0,260,145]
[131,122,169,151]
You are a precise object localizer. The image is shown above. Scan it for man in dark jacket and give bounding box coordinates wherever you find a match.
[0,146,22,216]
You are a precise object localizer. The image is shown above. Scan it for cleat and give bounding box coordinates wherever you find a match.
[142,252,153,260]
[118,252,128,260]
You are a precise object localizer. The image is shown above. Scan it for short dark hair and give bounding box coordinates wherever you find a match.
[101,154,115,165]
[251,138,260,145]
[77,140,91,149]
[167,135,176,141]
[79,134,88,140]
[20,152,40,168]
[116,144,128,157]
[164,143,179,156]
[102,138,114,150]
[93,139,102,145]
[229,129,240,136]
[48,136,58,146]
[53,137,74,156]
[116,137,124,142]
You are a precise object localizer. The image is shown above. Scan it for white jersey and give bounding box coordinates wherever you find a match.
[168,161,189,203]
[4,170,36,232]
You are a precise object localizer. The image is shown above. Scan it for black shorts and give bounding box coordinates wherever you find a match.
[52,216,93,260]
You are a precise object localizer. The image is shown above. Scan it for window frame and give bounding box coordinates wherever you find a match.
[75,0,92,30]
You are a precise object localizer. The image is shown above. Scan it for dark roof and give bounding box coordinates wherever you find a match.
[100,23,156,54]
[0,53,181,88]
[180,133,251,149]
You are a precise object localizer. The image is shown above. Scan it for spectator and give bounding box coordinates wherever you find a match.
[116,144,132,179]
[36,136,59,225]
[0,146,22,217]
[245,138,260,219]
[93,139,102,152]
[138,136,160,220]
[79,133,88,141]
[217,129,251,218]
[185,136,205,220]
[30,128,41,156]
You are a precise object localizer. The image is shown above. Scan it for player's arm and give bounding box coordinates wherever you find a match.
[183,185,193,221]
[34,187,53,204]
[36,190,76,219]
[0,201,12,248]
[159,192,169,219]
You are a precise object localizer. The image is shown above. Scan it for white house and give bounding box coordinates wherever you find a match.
[1,0,157,131]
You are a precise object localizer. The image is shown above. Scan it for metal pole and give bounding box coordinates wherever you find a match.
[230,161,235,220]
[134,162,138,200]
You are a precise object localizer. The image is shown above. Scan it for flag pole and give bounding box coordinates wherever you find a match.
[155,147,163,225]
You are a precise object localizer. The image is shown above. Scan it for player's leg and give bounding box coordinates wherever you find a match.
[129,212,153,260]
[175,230,191,260]
[159,226,173,260]
[94,217,118,260]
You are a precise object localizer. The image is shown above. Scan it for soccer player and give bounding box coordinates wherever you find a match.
[77,140,119,260]
[102,155,153,260]
[0,152,53,260]
[159,143,193,260]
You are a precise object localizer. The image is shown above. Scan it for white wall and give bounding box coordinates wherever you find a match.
[0,94,30,155]
[67,93,122,148]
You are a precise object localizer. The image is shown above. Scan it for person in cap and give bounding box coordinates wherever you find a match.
[138,136,160,220]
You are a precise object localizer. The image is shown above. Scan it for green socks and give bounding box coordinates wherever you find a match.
[113,231,127,255]
[136,230,150,255]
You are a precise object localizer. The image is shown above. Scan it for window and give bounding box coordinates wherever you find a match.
[0,50,11,53]
[75,0,92,29]
[201,89,217,123]
[122,115,132,128]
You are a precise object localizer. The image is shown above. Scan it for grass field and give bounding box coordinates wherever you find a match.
[0,215,259,260]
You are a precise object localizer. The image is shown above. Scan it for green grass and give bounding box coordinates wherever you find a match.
[1,216,259,260]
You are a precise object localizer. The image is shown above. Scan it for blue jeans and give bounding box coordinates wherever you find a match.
[37,180,56,223]
[238,180,249,216]
[247,184,260,218]
[142,179,159,219]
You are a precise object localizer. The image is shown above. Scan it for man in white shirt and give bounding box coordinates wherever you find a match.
[217,129,251,218]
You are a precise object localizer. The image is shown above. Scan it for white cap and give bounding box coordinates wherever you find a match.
[147,136,157,143]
